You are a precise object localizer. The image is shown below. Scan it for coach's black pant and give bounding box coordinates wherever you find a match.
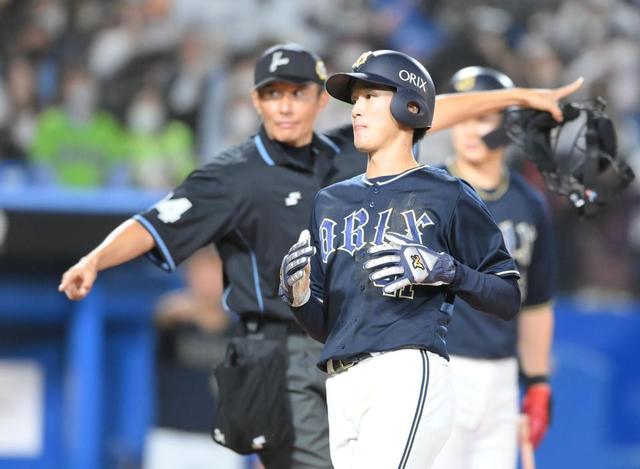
[259,334,332,469]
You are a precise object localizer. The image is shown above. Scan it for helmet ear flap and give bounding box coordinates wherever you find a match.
[390,88,432,129]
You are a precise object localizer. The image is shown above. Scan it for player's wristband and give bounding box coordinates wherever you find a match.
[521,373,549,389]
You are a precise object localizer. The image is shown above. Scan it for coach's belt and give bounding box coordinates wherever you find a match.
[326,353,374,374]
[242,317,306,337]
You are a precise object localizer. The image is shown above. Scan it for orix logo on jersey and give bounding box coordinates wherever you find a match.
[319,208,434,263]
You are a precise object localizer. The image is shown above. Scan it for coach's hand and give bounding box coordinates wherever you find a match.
[279,230,315,307]
[522,383,552,448]
[58,256,99,300]
[364,233,456,294]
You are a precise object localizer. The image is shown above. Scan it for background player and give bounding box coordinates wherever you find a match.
[431,66,554,469]
[59,43,578,469]
[280,50,522,469]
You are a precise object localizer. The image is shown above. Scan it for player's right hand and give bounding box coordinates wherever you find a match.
[522,383,552,448]
[279,230,315,307]
[58,257,99,300]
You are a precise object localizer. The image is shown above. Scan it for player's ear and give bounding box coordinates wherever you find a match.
[250,89,263,117]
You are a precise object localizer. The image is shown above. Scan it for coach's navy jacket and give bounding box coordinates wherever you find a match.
[135,124,366,322]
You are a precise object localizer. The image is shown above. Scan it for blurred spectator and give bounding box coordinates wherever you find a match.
[199,49,259,159]
[517,33,564,88]
[144,246,244,469]
[125,85,195,189]
[371,0,447,60]
[30,65,127,186]
[166,31,213,132]
[89,0,182,82]
[0,0,635,294]
[0,57,38,161]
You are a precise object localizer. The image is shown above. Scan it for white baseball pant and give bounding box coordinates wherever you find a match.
[326,349,454,469]
[431,355,519,469]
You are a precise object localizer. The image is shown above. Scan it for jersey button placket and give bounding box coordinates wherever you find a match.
[364,184,379,293]
[369,184,380,208]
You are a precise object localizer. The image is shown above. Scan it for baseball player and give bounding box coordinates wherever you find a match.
[430,67,555,469]
[279,50,523,469]
[59,43,579,469]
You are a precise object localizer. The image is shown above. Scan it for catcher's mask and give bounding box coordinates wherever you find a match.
[497,97,635,218]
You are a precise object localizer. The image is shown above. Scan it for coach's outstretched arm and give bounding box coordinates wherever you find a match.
[431,77,584,132]
[58,219,155,300]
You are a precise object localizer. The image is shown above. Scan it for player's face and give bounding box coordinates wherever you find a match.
[451,112,503,165]
[251,82,328,147]
[350,82,400,153]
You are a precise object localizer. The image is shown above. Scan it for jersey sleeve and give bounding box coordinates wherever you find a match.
[523,196,556,307]
[448,182,520,278]
[134,165,246,272]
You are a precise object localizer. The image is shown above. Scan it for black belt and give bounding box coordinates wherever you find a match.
[241,316,306,338]
[326,353,374,374]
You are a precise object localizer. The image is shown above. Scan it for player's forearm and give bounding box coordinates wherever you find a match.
[518,304,554,376]
[449,263,521,320]
[84,218,156,271]
[290,297,329,343]
[432,89,526,132]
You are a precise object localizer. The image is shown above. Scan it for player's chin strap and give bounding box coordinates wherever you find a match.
[488,97,635,218]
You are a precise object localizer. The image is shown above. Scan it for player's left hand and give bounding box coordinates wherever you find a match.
[279,230,316,307]
[522,383,552,448]
[363,233,456,294]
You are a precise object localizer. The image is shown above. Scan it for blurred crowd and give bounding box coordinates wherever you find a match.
[1,0,639,297]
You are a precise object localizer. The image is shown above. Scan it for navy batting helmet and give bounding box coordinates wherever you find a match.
[325,50,436,129]
[448,66,514,93]
[448,66,515,149]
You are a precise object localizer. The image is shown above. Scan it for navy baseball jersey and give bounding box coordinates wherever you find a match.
[442,164,555,359]
[291,165,520,368]
[134,124,366,322]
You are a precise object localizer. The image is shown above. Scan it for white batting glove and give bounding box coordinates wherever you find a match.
[279,230,316,307]
[363,233,456,294]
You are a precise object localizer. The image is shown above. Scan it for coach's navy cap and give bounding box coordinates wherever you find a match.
[254,43,328,89]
